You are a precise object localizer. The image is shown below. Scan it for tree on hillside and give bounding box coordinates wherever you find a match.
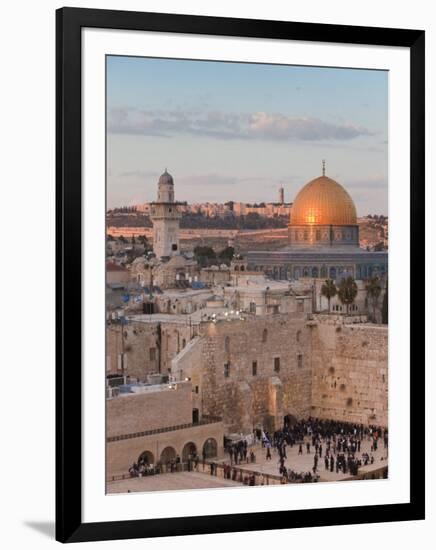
[337,276,358,315]
[365,276,382,322]
[321,279,337,314]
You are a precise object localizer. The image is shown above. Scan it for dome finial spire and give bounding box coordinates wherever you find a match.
[322,159,326,176]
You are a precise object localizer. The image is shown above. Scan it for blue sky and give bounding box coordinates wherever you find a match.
[107,56,388,214]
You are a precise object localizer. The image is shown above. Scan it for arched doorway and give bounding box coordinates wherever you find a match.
[320,265,328,278]
[312,266,319,278]
[160,446,176,464]
[283,414,298,428]
[182,442,197,461]
[138,450,154,465]
[203,438,218,459]
[329,266,337,279]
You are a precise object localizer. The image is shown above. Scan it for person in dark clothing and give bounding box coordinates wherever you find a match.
[306,442,311,454]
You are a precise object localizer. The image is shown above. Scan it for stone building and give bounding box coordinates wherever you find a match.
[106,262,130,286]
[247,165,388,280]
[171,312,388,433]
[106,380,224,477]
[149,169,182,259]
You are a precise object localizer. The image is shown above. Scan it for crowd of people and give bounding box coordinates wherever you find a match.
[256,416,388,482]
[129,452,202,477]
[224,438,257,465]
[127,417,387,486]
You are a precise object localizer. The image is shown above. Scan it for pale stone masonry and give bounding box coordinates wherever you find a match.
[310,318,388,426]
[110,311,388,434]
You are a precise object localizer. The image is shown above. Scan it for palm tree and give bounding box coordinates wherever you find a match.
[365,276,382,322]
[321,279,337,314]
[337,276,358,315]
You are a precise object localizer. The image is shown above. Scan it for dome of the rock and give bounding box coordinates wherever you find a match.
[290,175,357,226]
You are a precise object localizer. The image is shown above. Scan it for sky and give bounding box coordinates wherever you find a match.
[107,56,388,215]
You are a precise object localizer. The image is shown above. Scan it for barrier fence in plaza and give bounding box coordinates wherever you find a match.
[107,459,284,486]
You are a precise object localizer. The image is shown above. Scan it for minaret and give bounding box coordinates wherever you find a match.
[150,169,181,259]
[278,186,285,204]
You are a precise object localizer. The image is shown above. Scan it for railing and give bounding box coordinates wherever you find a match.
[107,459,283,486]
[107,415,222,442]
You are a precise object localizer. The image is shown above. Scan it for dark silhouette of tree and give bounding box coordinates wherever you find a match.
[365,276,382,322]
[337,276,358,315]
[218,246,234,264]
[382,278,388,324]
[321,279,337,314]
[193,246,216,267]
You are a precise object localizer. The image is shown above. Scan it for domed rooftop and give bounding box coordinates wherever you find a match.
[158,169,174,186]
[290,171,357,226]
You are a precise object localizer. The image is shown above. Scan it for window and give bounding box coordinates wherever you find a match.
[149,347,156,361]
[249,302,256,314]
[262,328,268,343]
[224,363,230,378]
[296,330,301,343]
[224,336,230,353]
[172,244,178,251]
[274,357,280,372]
[195,385,199,394]
[252,361,257,376]
[297,354,303,368]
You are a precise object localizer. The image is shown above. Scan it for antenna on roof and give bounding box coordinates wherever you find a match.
[322,159,326,176]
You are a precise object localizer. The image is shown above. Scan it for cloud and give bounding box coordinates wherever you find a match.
[118,169,159,178]
[108,107,374,142]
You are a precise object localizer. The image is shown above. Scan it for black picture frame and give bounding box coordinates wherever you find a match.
[56,7,425,543]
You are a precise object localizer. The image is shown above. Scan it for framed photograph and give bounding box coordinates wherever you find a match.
[56,7,425,543]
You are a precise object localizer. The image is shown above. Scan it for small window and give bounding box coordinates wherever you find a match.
[296,330,301,343]
[172,244,178,251]
[224,363,230,378]
[249,302,256,314]
[274,357,280,372]
[149,347,156,361]
[262,329,268,343]
[297,354,303,368]
[252,361,257,376]
[195,385,199,394]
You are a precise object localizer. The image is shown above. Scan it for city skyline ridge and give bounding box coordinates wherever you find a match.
[107,56,388,215]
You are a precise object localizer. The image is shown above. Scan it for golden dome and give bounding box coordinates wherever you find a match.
[290,175,357,226]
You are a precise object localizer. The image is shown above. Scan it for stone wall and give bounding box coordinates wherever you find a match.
[106,320,195,380]
[106,321,160,380]
[310,320,388,426]
[107,420,224,477]
[198,314,313,433]
[106,381,193,438]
